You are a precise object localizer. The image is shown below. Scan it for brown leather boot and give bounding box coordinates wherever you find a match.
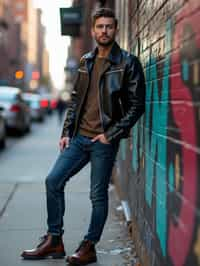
[66,240,97,265]
[21,234,66,260]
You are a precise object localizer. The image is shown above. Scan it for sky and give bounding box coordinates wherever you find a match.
[33,0,72,90]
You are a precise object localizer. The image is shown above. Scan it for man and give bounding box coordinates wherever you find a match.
[21,7,145,265]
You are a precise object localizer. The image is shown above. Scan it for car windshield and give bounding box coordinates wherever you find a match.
[23,95,40,107]
[25,99,40,108]
[0,93,16,102]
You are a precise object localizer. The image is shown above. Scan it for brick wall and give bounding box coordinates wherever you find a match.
[116,0,200,265]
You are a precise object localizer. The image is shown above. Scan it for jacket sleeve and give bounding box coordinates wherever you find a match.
[61,74,79,139]
[105,56,145,142]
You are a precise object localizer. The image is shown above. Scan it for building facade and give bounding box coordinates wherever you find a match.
[115,0,200,265]
[0,0,49,90]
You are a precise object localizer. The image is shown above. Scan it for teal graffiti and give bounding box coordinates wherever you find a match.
[131,116,144,172]
[139,116,144,158]
[169,163,174,193]
[144,20,172,256]
[182,60,189,81]
[120,139,127,161]
[132,122,138,171]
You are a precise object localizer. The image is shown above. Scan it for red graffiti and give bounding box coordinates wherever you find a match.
[168,1,199,265]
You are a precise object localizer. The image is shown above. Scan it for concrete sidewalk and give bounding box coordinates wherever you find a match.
[0,115,133,266]
[0,166,131,266]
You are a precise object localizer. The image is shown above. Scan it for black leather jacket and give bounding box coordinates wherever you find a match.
[61,42,145,143]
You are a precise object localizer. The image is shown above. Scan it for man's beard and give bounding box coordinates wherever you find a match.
[95,36,115,47]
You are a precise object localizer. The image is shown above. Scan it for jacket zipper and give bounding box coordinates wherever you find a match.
[98,76,104,131]
[118,98,125,116]
[78,69,87,73]
[105,69,123,74]
[72,74,89,137]
[97,62,112,131]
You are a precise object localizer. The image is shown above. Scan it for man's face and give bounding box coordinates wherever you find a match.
[91,17,117,46]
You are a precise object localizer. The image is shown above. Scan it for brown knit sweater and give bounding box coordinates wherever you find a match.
[78,56,107,138]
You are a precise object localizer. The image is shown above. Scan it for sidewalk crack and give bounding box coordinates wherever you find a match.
[0,183,19,219]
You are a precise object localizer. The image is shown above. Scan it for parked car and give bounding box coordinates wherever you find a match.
[22,93,45,122]
[50,98,57,111]
[0,107,6,148]
[40,93,55,115]
[0,87,31,134]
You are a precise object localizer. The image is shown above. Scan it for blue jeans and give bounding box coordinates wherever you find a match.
[45,134,119,243]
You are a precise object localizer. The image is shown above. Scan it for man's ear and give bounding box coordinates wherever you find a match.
[116,28,119,35]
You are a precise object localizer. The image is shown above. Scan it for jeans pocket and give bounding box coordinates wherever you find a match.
[98,140,111,146]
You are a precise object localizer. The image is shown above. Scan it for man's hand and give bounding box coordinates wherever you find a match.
[59,137,70,151]
[91,134,110,144]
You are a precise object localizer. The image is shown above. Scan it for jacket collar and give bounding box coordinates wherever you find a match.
[85,42,122,65]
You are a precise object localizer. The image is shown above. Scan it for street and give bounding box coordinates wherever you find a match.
[0,114,130,266]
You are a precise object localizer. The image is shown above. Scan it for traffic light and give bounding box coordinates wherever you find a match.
[32,71,40,80]
[15,70,24,79]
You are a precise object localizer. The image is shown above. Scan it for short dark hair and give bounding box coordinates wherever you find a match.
[92,8,118,28]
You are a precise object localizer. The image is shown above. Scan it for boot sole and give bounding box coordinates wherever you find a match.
[22,252,66,260]
[66,257,97,265]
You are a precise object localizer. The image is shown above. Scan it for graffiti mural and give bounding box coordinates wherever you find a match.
[117,0,200,265]
[168,3,199,266]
